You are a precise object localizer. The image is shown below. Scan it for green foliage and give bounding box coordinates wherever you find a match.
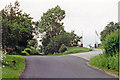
[1,1,34,52]
[22,47,40,55]
[39,5,66,55]
[103,30,119,56]
[2,55,25,78]
[38,45,43,53]
[65,47,92,54]
[100,22,119,41]
[27,39,38,49]
[39,5,82,55]
[59,44,67,53]
[90,54,119,74]
[43,32,76,54]
[14,45,24,54]
[11,52,18,55]
[30,47,40,55]
[39,5,65,37]
[45,47,92,56]
[24,48,32,54]
[96,45,104,49]
[21,51,29,55]
[91,22,119,75]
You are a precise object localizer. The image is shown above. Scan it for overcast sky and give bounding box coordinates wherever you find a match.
[0,0,119,47]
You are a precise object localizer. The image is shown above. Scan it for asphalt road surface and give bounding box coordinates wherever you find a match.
[70,49,103,60]
[20,52,115,78]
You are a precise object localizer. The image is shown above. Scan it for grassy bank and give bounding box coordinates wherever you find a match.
[96,46,104,49]
[45,47,92,56]
[0,67,1,80]
[89,54,119,75]
[2,55,25,78]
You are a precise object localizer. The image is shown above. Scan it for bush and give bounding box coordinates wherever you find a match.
[103,30,119,56]
[30,47,40,55]
[24,48,32,54]
[14,45,24,54]
[59,44,67,53]
[43,43,55,55]
[21,47,40,55]
[11,52,18,55]
[100,22,119,41]
[27,39,38,49]
[38,45,43,53]
[21,51,29,55]
[43,32,75,54]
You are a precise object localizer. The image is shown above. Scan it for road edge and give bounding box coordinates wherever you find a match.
[86,62,119,78]
[19,56,27,78]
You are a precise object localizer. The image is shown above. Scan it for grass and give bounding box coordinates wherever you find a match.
[96,46,104,49]
[0,67,1,80]
[2,55,25,78]
[45,47,92,56]
[89,54,119,76]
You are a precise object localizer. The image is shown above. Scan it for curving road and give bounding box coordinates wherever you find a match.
[20,49,115,78]
[69,49,104,60]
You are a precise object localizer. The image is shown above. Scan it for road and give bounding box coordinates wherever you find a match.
[70,49,103,60]
[20,49,115,78]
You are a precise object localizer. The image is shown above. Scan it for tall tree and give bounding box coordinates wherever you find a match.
[100,22,119,41]
[39,5,66,54]
[39,6,82,54]
[39,5,65,38]
[1,1,34,50]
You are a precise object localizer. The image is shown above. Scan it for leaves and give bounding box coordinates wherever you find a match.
[2,1,34,49]
[39,5,65,38]
[103,30,119,56]
[100,22,119,41]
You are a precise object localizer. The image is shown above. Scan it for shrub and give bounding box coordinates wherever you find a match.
[24,48,32,54]
[11,52,18,55]
[14,45,24,54]
[21,47,40,55]
[100,22,119,41]
[43,43,54,55]
[21,51,29,55]
[27,39,38,49]
[103,30,119,56]
[30,47,39,55]
[43,32,75,54]
[59,44,67,53]
[38,45,43,53]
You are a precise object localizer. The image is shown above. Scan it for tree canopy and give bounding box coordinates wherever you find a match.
[100,22,119,56]
[1,1,34,52]
[100,22,119,41]
[39,5,82,54]
[39,5,65,38]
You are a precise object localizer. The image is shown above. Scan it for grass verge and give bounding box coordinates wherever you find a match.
[89,54,119,76]
[2,55,25,78]
[46,47,92,56]
[0,67,1,80]
[96,46,104,49]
